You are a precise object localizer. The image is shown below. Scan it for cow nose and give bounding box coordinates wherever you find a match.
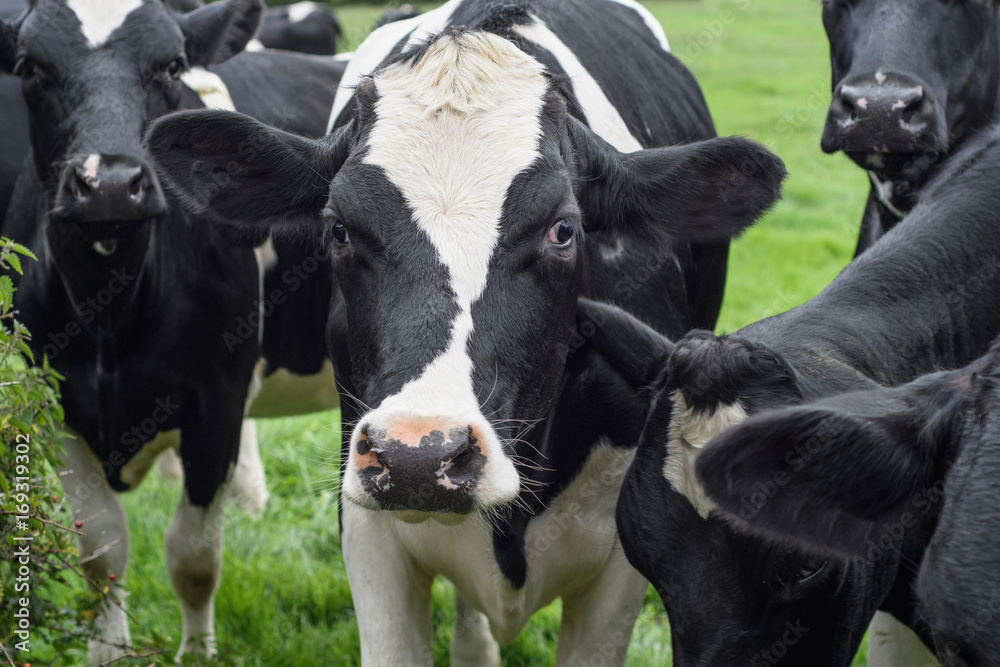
[354,420,487,514]
[821,73,939,155]
[56,155,168,223]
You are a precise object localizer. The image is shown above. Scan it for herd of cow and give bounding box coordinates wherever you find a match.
[2,0,999,664]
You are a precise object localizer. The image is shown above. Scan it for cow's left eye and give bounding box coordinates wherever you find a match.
[166,59,184,80]
[547,220,574,247]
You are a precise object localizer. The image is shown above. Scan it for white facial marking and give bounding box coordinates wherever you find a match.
[875,70,887,85]
[606,0,670,52]
[857,97,868,110]
[180,67,236,111]
[326,0,461,133]
[665,390,748,518]
[67,0,144,47]
[286,1,325,23]
[514,18,642,153]
[82,154,101,183]
[344,32,548,509]
[868,171,907,218]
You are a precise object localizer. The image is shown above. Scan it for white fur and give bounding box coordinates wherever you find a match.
[665,391,748,517]
[59,431,132,666]
[67,0,143,47]
[868,171,907,218]
[326,0,461,133]
[165,483,230,661]
[514,18,642,153]
[343,441,646,665]
[866,612,940,667]
[286,1,325,23]
[180,67,236,112]
[245,38,265,52]
[343,32,546,510]
[82,154,100,181]
[606,0,670,52]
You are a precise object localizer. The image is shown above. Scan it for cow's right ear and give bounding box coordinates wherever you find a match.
[144,109,353,228]
[177,0,263,67]
[695,375,969,558]
[575,298,674,391]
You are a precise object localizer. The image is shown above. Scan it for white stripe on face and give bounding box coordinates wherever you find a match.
[326,0,461,134]
[66,0,144,47]
[514,17,642,153]
[342,32,548,509]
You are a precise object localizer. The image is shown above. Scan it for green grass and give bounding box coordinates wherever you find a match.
[33,1,874,664]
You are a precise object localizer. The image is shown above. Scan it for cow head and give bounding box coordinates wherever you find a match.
[821,0,1000,206]
[697,345,1000,665]
[145,29,785,520]
[1,0,260,256]
[576,300,896,664]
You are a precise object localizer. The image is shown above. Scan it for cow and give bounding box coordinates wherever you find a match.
[575,121,1000,665]
[0,0,344,662]
[256,1,341,55]
[696,338,1000,666]
[821,0,1000,256]
[142,0,787,662]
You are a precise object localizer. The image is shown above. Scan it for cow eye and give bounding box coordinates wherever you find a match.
[794,560,828,585]
[166,59,184,80]
[325,218,348,245]
[546,220,574,247]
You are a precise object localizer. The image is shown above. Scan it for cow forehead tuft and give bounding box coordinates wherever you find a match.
[373,31,547,116]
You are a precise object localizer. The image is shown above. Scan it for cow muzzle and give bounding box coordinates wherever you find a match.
[53,154,168,225]
[821,71,946,166]
[350,417,490,515]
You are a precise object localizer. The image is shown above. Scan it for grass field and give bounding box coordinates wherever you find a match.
[35,1,872,664]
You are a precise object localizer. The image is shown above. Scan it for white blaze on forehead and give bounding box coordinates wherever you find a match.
[514,17,641,153]
[67,0,144,47]
[665,390,748,518]
[326,0,461,133]
[344,32,546,508]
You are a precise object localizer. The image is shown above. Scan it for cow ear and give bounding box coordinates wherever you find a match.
[575,298,674,390]
[567,118,786,242]
[695,377,968,558]
[177,0,263,67]
[144,109,353,228]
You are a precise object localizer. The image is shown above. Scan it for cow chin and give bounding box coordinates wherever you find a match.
[342,411,521,517]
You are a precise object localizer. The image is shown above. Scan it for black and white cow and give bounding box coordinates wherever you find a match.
[697,338,1000,666]
[578,122,1000,665]
[257,1,341,55]
[143,0,786,661]
[1,0,343,662]
[821,0,1000,256]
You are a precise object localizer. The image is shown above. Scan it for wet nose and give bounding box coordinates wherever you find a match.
[55,154,168,222]
[822,73,940,154]
[354,419,487,514]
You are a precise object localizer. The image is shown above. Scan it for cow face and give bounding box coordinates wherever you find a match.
[0,0,260,234]
[821,0,1000,193]
[574,301,882,663]
[145,29,785,521]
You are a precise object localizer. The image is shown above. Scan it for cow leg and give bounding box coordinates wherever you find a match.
[450,594,500,667]
[866,612,940,667]
[554,552,647,666]
[165,483,228,661]
[58,432,131,666]
[342,503,434,666]
[228,419,269,519]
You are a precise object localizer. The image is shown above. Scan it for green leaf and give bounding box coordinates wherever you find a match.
[11,242,36,261]
[0,274,13,314]
[6,252,21,275]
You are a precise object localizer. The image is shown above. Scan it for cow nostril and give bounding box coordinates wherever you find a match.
[128,171,145,202]
[72,175,92,201]
[901,94,929,125]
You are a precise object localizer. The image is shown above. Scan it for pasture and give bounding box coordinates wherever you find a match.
[36,0,872,664]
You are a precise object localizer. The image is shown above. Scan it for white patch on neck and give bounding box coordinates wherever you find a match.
[514,17,642,153]
[868,170,907,218]
[665,390,748,518]
[326,0,461,133]
[343,32,547,508]
[286,1,324,23]
[67,0,144,47]
[180,67,236,111]
[606,0,670,52]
